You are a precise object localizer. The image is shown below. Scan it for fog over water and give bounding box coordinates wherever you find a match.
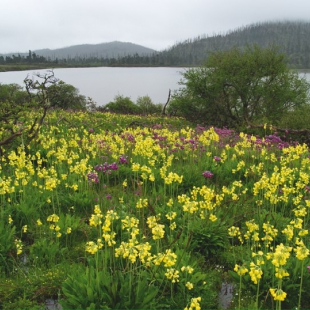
[0,67,309,106]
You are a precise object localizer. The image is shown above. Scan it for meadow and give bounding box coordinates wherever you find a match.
[0,110,309,310]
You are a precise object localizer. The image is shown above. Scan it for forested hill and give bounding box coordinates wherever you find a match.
[157,21,310,68]
[0,41,156,61]
[1,21,310,69]
[33,41,156,59]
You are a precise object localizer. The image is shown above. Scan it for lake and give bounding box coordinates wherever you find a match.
[0,67,185,106]
[1,67,310,106]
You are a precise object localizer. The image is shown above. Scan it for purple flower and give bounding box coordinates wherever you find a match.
[88,128,94,133]
[119,155,128,164]
[87,171,99,184]
[202,170,214,179]
[307,266,310,274]
[214,156,221,162]
[108,162,119,171]
[94,162,118,173]
[106,194,112,200]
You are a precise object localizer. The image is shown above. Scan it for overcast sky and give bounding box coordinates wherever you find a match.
[1,0,310,54]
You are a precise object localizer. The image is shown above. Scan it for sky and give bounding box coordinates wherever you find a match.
[1,0,310,54]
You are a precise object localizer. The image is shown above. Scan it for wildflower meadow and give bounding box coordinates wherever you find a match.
[0,110,310,309]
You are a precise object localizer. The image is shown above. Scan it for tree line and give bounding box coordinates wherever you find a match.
[1,21,310,69]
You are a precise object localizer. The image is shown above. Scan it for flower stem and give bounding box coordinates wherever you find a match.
[298,262,304,310]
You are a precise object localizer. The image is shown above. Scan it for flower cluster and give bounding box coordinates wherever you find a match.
[202,170,213,179]
[94,162,119,174]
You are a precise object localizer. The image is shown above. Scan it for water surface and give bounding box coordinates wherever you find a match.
[0,67,185,106]
[1,67,309,106]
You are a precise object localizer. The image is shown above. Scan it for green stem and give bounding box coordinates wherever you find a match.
[255,280,260,309]
[298,262,304,310]
[238,275,242,310]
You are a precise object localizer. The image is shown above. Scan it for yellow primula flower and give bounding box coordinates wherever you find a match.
[275,267,290,279]
[165,268,179,283]
[209,214,217,222]
[14,238,23,255]
[249,262,263,284]
[181,265,194,274]
[294,245,309,260]
[184,297,202,310]
[166,211,177,221]
[270,288,287,301]
[47,214,60,223]
[185,282,194,290]
[234,264,248,276]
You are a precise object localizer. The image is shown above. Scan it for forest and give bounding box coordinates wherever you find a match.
[1,21,310,70]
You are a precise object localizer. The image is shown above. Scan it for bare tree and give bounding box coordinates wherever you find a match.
[0,70,59,155]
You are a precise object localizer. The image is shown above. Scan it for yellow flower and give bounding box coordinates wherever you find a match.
[167,198,174,207]
[186,282,194,290]
[270,288,287,301]
[165,268,179,283]
[102,232,116,247]
[37,219,42,226]
[86,241,98,255]
[170,222,177,230]
[47,214,60,223]
[184,297,202,310]
[14,239,23,255]
[228,226,241,237]
[8,215,13,224]
[162,249,177,267]
[22,225,27,233]
[234,264,248,276]
[249,262,263,284]
[181,265,194,274]
[89,214,102,227]
[209,214,217,222]
[298,229,308,237]
[71,184,78,191]
[136,198,148,209]
[268,243,292,267]
[294,245,309,260]
[166,211,177,221]
[275,267,290,279]
[152,224,165,240]
[67,227,72,234]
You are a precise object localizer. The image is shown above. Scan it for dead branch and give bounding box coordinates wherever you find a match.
[161,89,171,116]
[0,128,25,147]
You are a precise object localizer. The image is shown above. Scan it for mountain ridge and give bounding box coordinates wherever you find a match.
[0,41,157,59]
[157,20,310,68]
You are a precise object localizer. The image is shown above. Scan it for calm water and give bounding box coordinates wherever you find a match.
[0,67,185,106]
[1,67,309,106]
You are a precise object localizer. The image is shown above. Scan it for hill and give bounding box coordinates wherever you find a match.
[0,41,156,60]
[157,21,310,68]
